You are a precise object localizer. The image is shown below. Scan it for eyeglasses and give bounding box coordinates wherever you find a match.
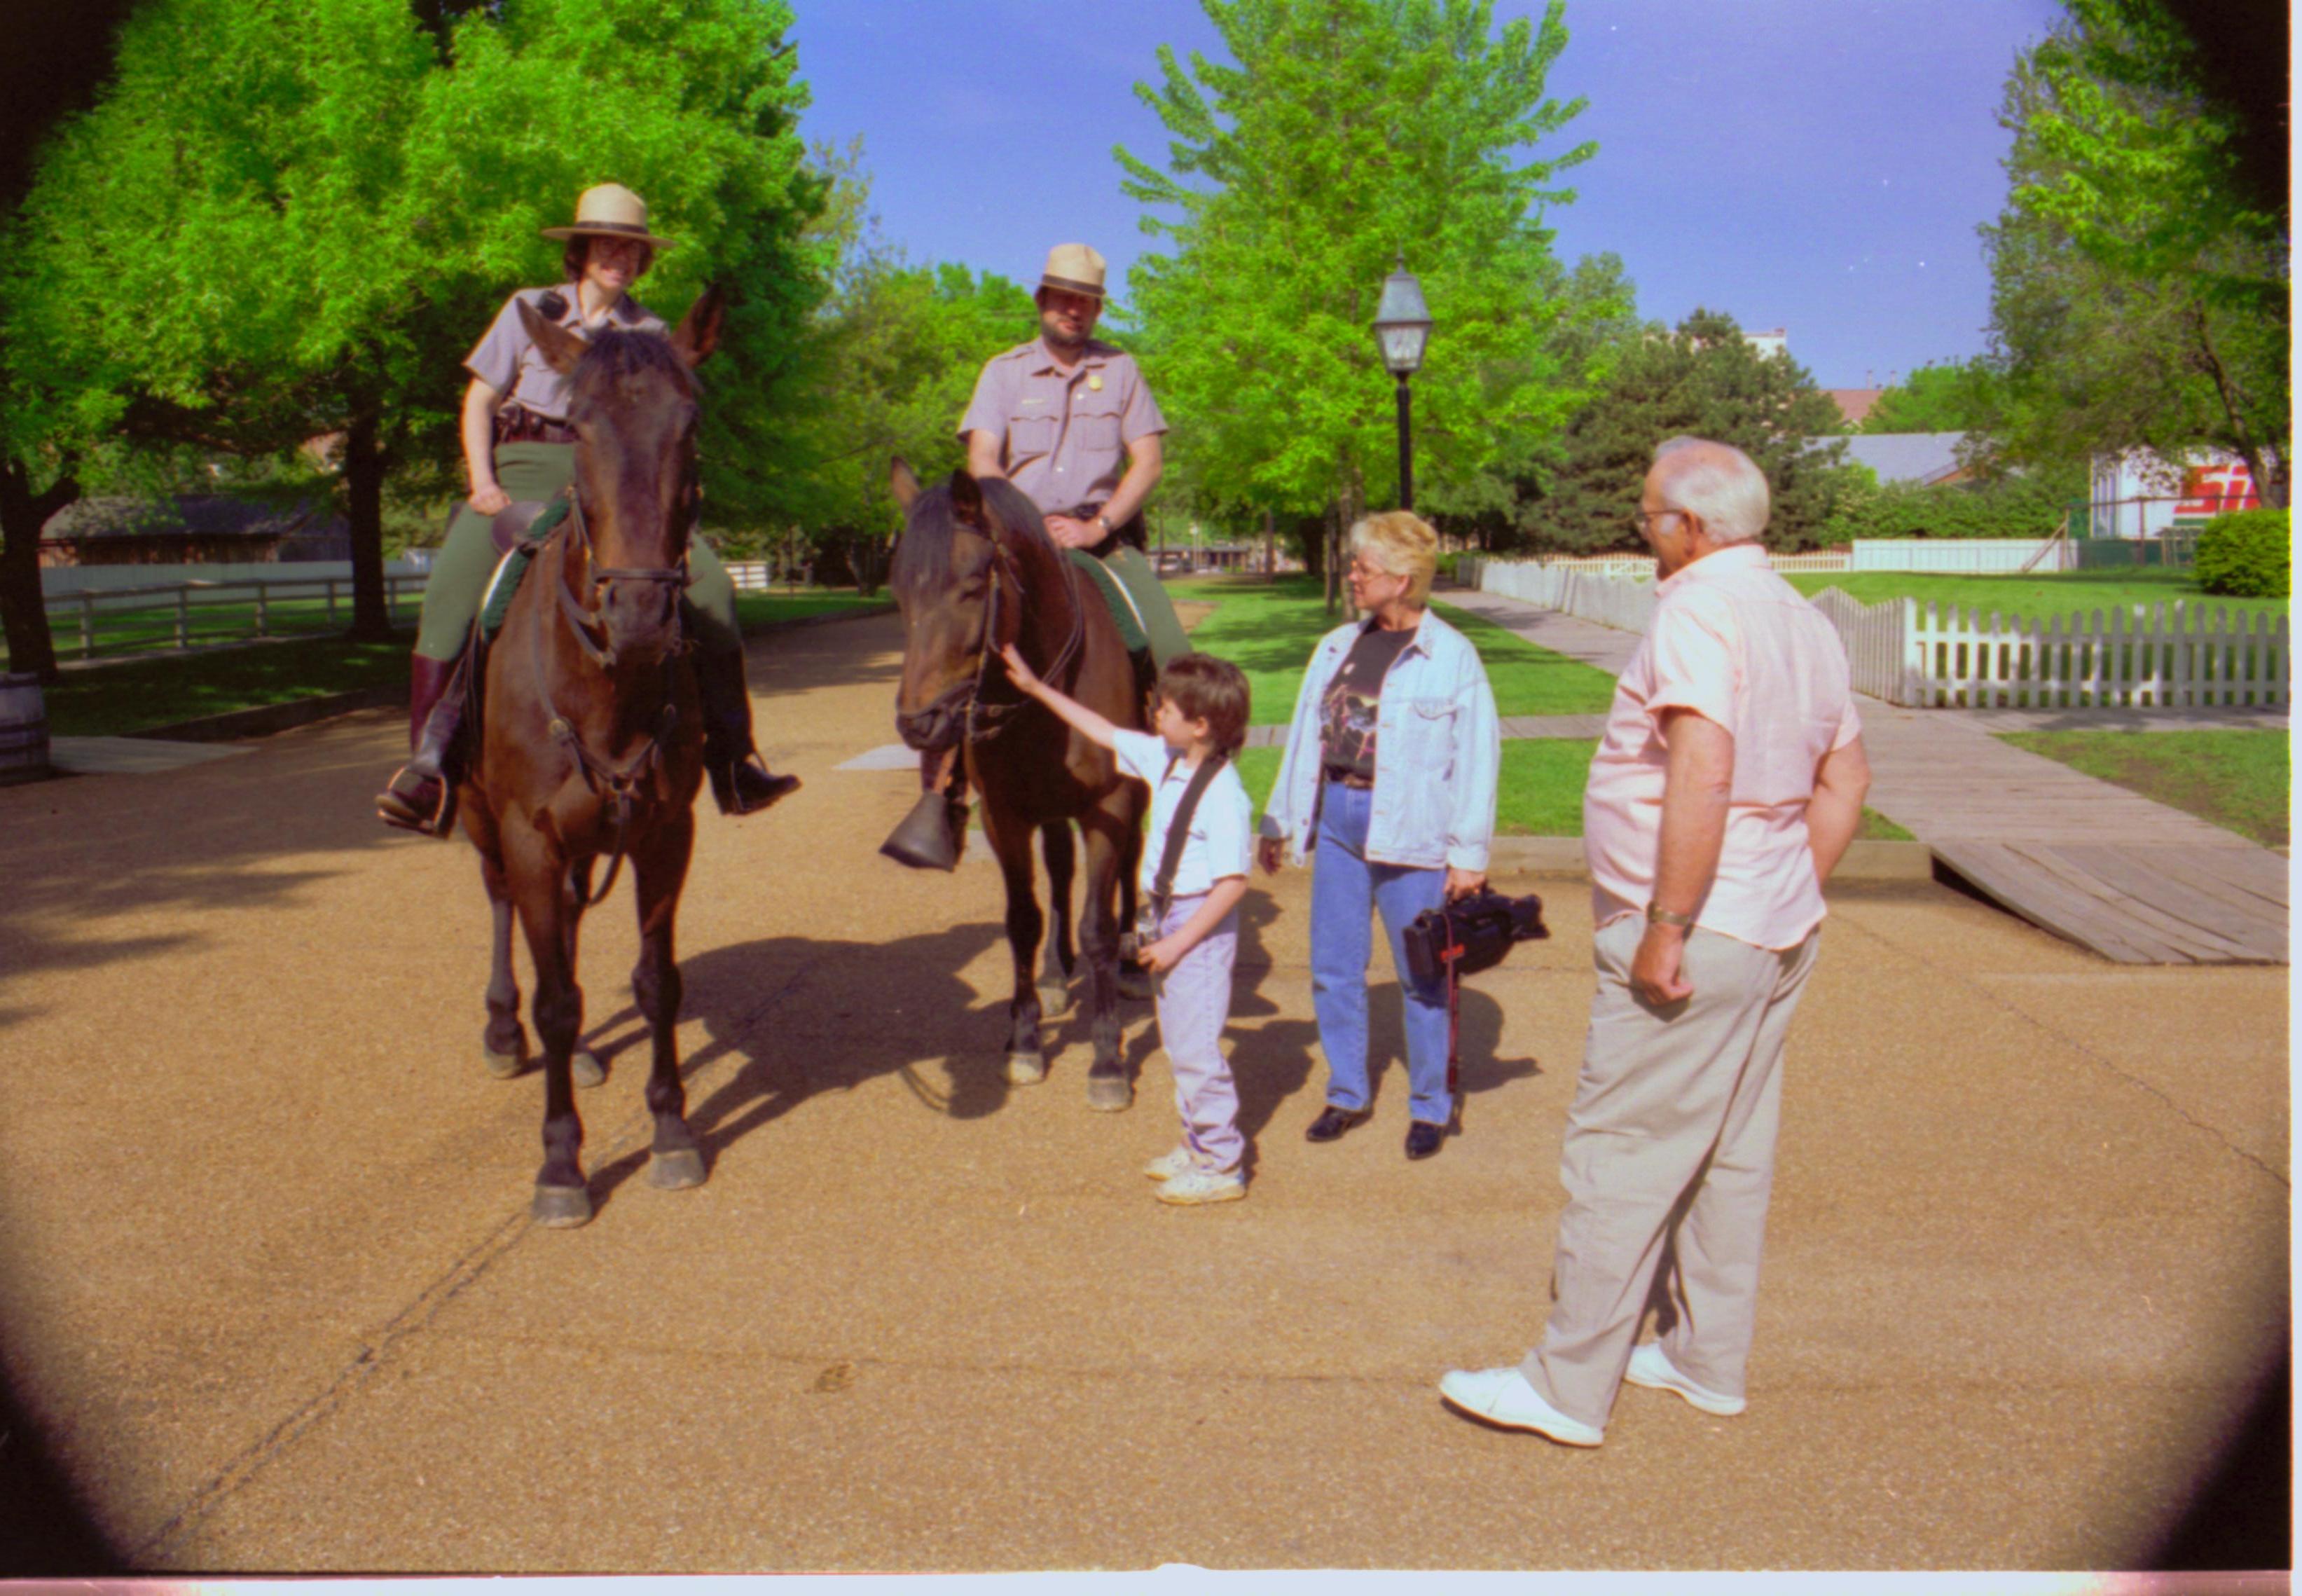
[1632,508,1683,535]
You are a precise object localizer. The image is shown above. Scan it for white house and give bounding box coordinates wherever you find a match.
[2088,450,2260,539]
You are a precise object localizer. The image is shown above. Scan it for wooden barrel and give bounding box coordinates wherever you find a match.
[0,672,52,786]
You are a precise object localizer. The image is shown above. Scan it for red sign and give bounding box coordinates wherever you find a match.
[2173,462,2260,523]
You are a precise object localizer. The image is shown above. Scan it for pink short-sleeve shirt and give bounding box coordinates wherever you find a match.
[1583,543,1862,950]
[959,336,1166,514]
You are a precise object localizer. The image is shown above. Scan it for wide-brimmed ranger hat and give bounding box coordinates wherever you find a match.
[541,184,677,251]
[1038,242,1106,301]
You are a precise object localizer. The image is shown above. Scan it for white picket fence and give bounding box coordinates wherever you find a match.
[1470,558,2292,710]
[1814,590,2291,708]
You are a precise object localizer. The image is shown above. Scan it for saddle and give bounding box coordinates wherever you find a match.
[449,496,578,757]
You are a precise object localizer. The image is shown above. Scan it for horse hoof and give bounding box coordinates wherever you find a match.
[1085,1070,1133,1113]
[649,1149,705,1190]
[1036,980,1072,1017]
[1005,1050,1047,1086]
[572,1050,605,1089]
[530,1183,593,1228]
[1118,968,1154,1003]
[483,1041,526,1080]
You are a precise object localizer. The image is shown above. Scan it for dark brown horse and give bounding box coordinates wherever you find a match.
[888,465,1145,1105]
[456,289,725,1227]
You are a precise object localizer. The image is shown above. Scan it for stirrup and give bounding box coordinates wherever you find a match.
[377,765,458,837]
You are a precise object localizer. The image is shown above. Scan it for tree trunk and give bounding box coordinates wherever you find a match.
[342,411,394,641]
[0,457,78,683]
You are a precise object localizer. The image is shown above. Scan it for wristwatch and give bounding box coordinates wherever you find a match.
[1644,901,1695,929]
[1094,512,1112,536]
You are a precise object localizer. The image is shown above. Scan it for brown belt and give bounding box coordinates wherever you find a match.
[1324,766,1375,791]
[494,406,577,446]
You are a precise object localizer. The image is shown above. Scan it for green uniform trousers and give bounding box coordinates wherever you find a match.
[414,441,741,661]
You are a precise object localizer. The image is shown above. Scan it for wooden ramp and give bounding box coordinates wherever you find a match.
[1859,701,2290,965]
[1930,841,2287,965]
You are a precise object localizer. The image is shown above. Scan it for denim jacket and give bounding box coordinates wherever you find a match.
[1261,607,1501,872]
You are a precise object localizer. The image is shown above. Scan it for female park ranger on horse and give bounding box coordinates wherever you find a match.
[376,182,797,834]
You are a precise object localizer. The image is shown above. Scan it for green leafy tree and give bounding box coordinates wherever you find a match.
[1538,309,1854,553]
[1861,359,2004,435]
[1118,0,1596,605]
[1978,0,2288,505]
[5,0,822,661]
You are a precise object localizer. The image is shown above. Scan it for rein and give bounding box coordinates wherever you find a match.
[530,486,688,908]
[960,537,1087,744]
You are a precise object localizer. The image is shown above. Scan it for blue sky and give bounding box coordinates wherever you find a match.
[787,0,2068,391]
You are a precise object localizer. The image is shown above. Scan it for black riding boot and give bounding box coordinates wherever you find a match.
[698,641,800,816]
[376,653,467,837]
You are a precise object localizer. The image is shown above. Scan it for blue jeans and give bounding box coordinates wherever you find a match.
[1309,780,1452,1125]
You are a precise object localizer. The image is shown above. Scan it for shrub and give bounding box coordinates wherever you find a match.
[2194,507,2291,598]
[1823,465,2086,542]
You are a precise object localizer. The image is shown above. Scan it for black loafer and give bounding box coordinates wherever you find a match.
[1405,1120,1447,1161]
[1304,1106,1372,1143]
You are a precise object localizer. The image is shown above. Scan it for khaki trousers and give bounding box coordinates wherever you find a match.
[1519,914,1820,1429]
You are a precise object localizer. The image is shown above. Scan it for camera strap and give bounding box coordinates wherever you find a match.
[1148,751,1229,928]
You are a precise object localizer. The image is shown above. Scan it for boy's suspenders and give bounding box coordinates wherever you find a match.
[1147,752,1229,928]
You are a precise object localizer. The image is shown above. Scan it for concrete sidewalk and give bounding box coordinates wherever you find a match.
[0,608,2285,1571]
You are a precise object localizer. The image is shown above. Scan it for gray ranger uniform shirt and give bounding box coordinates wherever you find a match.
[464,287,667,420]
[959,336,1167,514]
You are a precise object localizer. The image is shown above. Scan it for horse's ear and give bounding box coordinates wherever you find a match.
[517,298,589,376]
[670,283,726,369]
[890,458,920,511]
[949,469,986,530]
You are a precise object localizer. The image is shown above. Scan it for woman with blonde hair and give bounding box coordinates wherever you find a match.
[1257,511,1501,1160]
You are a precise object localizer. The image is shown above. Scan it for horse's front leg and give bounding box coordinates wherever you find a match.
[478,849,528,1078]
[506,823,591,1227]
[1038,821,1077,1017]
[559,860,605,1089]
[630,814,703,1190]
[984,800,1047,1085]
[1080,811,1132,1111]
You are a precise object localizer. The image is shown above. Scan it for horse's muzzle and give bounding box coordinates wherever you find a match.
[895,678,977,752]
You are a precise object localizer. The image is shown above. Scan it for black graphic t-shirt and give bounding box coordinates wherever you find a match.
[1319,625,1417,781]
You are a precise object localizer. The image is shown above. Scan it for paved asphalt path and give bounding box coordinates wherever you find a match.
[0,609,2287,1572]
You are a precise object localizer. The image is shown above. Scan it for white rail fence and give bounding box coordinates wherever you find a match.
[1468,558,2291,710]
[42,573,428,659]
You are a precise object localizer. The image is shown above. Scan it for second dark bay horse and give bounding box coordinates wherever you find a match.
[456,288,727,1227]
[888,464,1146,1107]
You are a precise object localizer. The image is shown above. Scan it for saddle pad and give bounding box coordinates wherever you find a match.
[476,498,573,642]
[1054,548,1178,668]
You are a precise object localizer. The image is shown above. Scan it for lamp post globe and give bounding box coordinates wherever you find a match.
[1372,254,1433,510]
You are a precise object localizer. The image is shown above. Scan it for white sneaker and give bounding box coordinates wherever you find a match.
[1624,1341,1746,1416]
[1156,1167,1245,1206]
[1436,1367,1604,1447]
[1142,1146,1197,1181]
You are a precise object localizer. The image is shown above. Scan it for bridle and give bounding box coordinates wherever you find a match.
[950,525,1087,744]
[530,481,691,907]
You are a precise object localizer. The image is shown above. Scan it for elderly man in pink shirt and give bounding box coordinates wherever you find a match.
[1440,436,1873,1447]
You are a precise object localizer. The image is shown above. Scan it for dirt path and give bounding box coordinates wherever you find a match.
[0,610,2285,1571]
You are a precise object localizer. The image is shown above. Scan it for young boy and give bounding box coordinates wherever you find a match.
[999,642,1255,1205]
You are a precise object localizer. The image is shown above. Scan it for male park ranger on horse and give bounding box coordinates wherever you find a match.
[881,242,1189,870]
[376,183,797,837]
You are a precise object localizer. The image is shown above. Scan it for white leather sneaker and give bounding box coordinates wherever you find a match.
[1142,1146,1196,1181]
[1156,1167,1245,1205]
[1436,1368,1604,1447]
[1625,1342,1746,1417]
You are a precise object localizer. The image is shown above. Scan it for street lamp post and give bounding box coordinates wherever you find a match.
[1372,254,1433,512]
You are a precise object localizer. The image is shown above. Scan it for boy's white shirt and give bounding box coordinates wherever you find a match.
[1111,728,1254,901]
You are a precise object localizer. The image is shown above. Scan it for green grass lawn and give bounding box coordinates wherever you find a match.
[35,588,885,738]
[1173,575,1616,724]
[1999,729,2290,848]
[1785,568,2289,625]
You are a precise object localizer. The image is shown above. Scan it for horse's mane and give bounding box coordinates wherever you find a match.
[893,474,1052,587]
[569,325,694,409]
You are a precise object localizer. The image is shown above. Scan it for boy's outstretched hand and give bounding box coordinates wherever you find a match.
[998,643,1042,694]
